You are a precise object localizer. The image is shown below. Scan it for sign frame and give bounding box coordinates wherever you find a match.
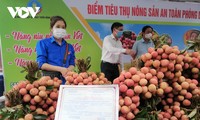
[55,85,119,120]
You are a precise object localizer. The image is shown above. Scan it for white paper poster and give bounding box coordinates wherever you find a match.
[55,85,119,120]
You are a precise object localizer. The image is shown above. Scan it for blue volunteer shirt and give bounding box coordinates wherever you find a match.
[132,38,154,58]
[36,36,75,69]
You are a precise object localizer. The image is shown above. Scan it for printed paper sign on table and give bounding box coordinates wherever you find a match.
[55,85,119,120]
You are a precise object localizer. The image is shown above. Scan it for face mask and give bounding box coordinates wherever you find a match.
[145,33,152,39]
[116,31,123,38]
[52,28,66,39]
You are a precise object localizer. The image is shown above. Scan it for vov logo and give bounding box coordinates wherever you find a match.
[7,7,40,18]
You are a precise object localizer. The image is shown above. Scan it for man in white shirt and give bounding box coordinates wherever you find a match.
[101,22,134,83]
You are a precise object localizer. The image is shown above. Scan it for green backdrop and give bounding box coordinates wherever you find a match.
[0,0,102,91]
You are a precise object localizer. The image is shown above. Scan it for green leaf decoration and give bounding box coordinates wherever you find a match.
[46,85,54,90]
[0,104,26,120]
[188,108,197,118]
[34,114,48,120]
[21,61,41,83]
[76,56,92,73]
[136,35,142,41]
[135,118,148,120]
[135,108,148,118]
[20,69,27,73]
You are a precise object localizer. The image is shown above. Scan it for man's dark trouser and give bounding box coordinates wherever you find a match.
[101,61,119,83]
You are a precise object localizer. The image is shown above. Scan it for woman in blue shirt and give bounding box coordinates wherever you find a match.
[36,16,75,84]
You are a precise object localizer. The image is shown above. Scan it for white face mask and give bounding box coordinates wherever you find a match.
[145,33,152,39]
[52,28,66,39]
